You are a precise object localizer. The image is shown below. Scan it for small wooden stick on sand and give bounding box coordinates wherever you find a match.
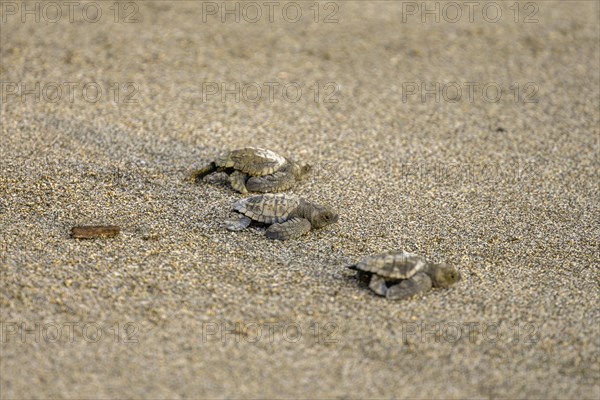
[71,225,121,239]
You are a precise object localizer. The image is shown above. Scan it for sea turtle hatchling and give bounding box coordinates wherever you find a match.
[224,193,339,240]
[193,147,312,194]
[348,252,461,300]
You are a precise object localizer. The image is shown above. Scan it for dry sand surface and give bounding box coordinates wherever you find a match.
[1,1,599,398]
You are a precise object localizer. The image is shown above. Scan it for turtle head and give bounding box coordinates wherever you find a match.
[291,162,312,180]
[307,203,339,229]
[429,263,461,288]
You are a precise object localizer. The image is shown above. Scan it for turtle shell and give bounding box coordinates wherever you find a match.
[233,194,300,224]
[216,147,287,176]
[353,252,428,279]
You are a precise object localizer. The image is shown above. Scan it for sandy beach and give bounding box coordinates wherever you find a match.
[1,1,599,398]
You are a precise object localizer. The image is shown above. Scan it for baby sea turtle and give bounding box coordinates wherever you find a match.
[348,252,461,300]
[193,147,311,194]
[224,193,338,240]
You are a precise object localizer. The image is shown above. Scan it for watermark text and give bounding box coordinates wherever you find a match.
[178,81,339,103]
[199,1,339,23]
[1,82,139,104]
[1,321,139,344]
[401,1,539,23]
[401,81,539,103]
[1,1,139,23]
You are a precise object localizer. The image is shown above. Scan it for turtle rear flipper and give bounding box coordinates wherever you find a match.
[386,272,432,300]
[192,162,217,182]
[224,214,252,231]
[229,170,249,194]
[265,217,311,240]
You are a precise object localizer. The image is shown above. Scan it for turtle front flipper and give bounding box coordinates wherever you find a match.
[386,272,432,300]
[229,170,249,194]
[246,171,296,193]
[191,161,217,182]
[368,274,388,296]
[265,217,311,240]
[224,213,252,231]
